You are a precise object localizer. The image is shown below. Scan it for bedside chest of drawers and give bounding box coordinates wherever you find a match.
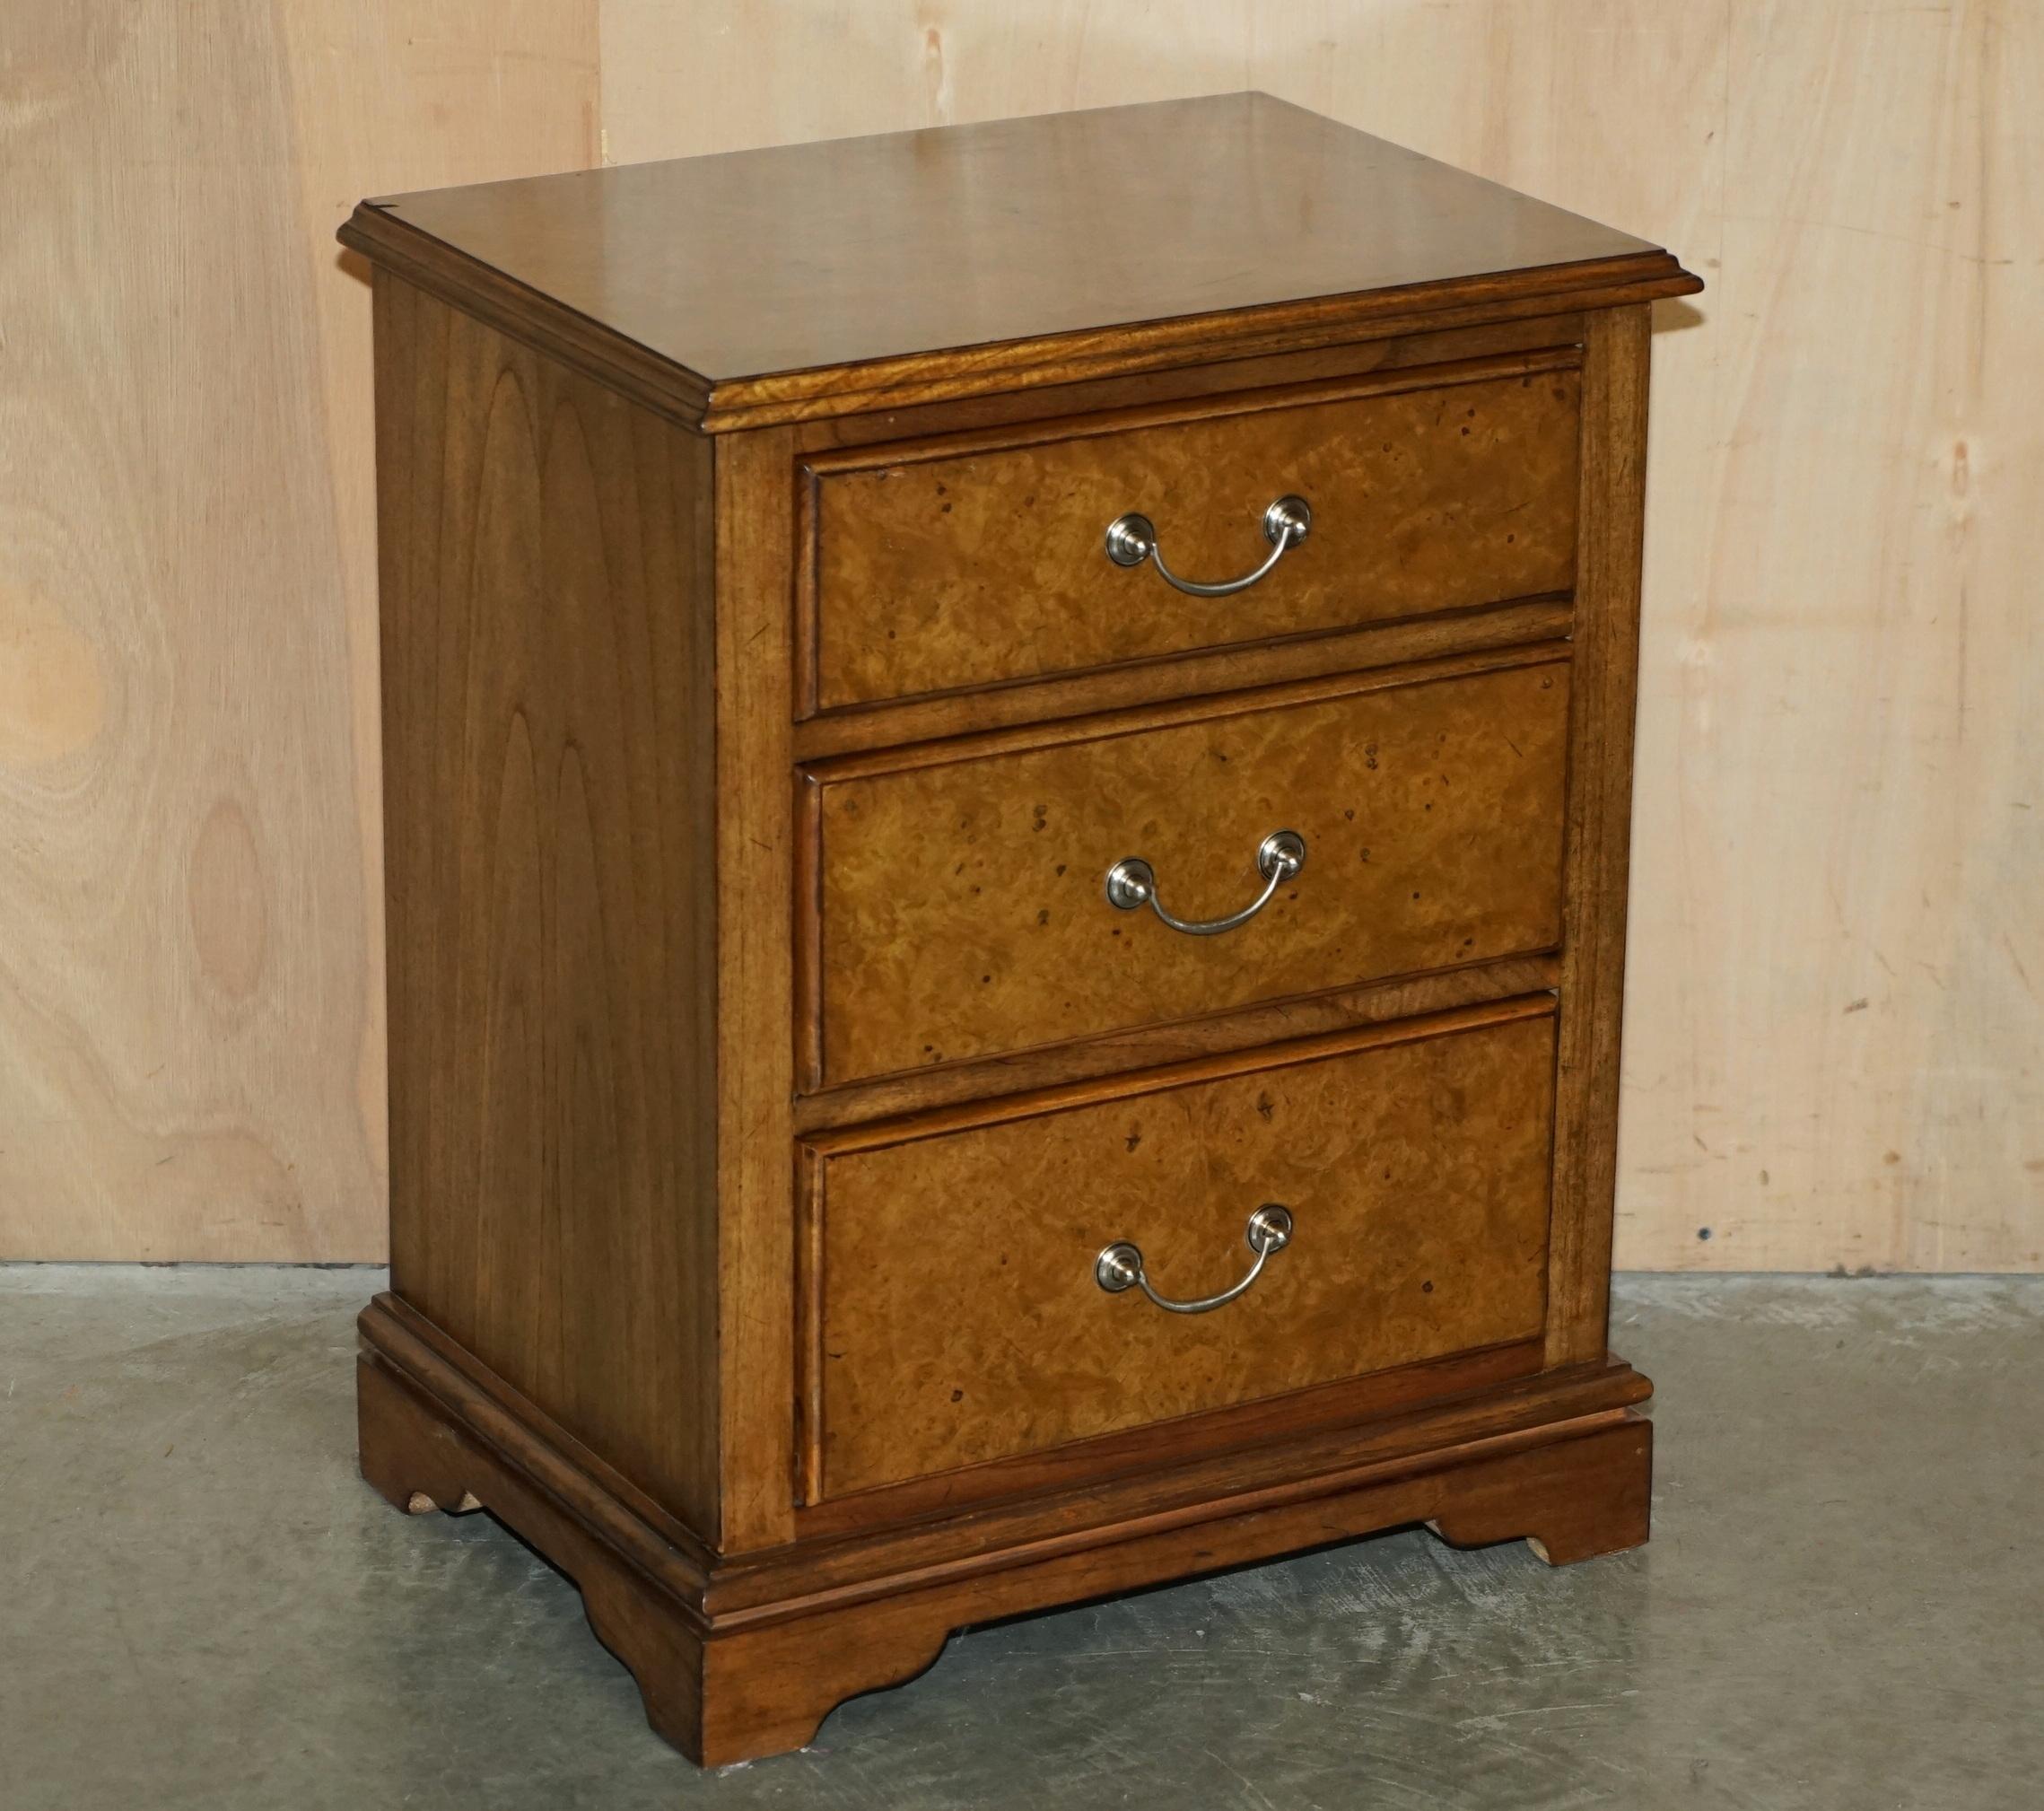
[342,92,1700,1765]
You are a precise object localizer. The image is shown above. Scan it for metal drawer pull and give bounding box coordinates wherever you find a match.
[1103,494,1312,596]
[1105,830,1305,936]
[1096,1205,1295,1315]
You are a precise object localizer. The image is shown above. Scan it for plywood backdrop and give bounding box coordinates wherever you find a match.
[0,2,597,1259]
[3,2,2039,1269]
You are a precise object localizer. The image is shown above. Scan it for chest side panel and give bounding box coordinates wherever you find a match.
[374,275,721,1536]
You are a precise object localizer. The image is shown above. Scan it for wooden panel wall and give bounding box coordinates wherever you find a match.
[4,3,2039,1270]
[0,4,598,1259]
[596,0,2044,1278]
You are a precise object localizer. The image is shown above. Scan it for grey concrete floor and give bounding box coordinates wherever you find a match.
[2,1270,2040,1811]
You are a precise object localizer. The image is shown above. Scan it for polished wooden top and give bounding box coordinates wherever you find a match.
[344,93,1697,429]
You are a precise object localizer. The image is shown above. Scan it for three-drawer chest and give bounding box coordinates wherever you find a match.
[343,92,1700,1764]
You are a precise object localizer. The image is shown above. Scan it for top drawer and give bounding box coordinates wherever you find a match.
[799,353,1581,713]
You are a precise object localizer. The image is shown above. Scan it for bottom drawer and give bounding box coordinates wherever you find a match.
[799,1000,1557,1501]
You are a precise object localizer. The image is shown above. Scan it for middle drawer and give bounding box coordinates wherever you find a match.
[799,648,1569,1090]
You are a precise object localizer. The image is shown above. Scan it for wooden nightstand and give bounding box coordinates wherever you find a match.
[342,92,1699,1765]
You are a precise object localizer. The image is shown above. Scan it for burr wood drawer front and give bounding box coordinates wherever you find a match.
[799,1002,1558,1501]
[799,354,1583,712]
[800,651,1570,1091]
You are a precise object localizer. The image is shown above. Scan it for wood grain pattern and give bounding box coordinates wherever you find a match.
[791,596,1576,765]
[17,5,2040,1277]
[361,1287,1650,1616]
[805,358,1580,708]
[374,277,721,1534]
[719,1415,1651,1753]
[806,651,1570,1086]
[592,4,2044,1275]
[756,1366,1653,1612]
[791,1334,1547,1539]
[346,198,1687,433]
[1618,0,2044,1273]
[347,93,1688,416]
[360,1289,1650,1764]
[803,1002,1558,1497]
[0,0,597,1261]
[1547,306,1649,1366]
[789,313,1590,455]
[709,427,801,1553]
[341,91,1681,1766]
[793,952,1562,1133]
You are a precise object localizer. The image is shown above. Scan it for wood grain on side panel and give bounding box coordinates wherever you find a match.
[801,1001,1558,1500]
[805,652,1571,1089]
[374,276,720,1535]
[805,360,1580,709]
